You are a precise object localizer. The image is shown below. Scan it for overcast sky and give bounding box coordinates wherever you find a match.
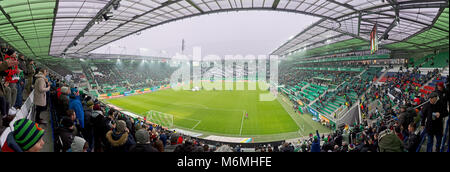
[92,11,319,58]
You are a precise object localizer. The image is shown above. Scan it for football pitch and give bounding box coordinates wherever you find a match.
[105,82,330,137]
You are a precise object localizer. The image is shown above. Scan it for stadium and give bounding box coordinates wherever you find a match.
[0,0,448,153]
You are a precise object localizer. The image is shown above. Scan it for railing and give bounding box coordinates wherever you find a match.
[0,91,35,148]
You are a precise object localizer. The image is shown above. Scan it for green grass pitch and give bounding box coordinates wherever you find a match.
[105,82,328,136]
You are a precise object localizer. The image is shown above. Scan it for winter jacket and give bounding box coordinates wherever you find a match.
[25,62,35,78]
[404,132,420,152]
[129,144,159,152]
[105,130,136,152]
[4,54,19,83]
[311,130,321,152]
[54,127,74,152]
[0,60,11,96]
[378,130,404,152]
[1,132,23,152]
[69,96,84,128]
[421,100,448,135]
[33,72,50,106]
[57,93,70,117]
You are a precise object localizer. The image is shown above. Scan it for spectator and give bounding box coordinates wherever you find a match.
[105,120,135,152]
[54,116,75,152]
[421,92,448,152]
[165,133,181,152]
[404,122,420,152]
[33,68,50,124]
[129,129,158,152]
[1,118,45,152]
[378,128,404,152]
[82,100,94,151]
[24,59,35,95]
[159,131,167,147]
[311,130,321,152]
[14,54,26,109]
[69,88,84,128]
[57,86,70,118]
[70,136,88,152]
[4,49,19,112]
[154,139,164,152]
[92,103,106,152]
[174,137,195,152]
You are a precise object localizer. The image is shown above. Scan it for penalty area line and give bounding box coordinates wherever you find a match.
[239,111,245,136]
[191,120,202,130]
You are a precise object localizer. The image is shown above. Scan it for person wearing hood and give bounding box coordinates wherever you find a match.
[105,120,135,152]
[1,118,45,152]
[70,136,88,152]
[33,68,50,124]
[129,129,158,152]
[54,116,74,152]
[69,87,84,128]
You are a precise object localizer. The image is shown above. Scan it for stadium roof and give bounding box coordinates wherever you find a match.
[0,0,448,60]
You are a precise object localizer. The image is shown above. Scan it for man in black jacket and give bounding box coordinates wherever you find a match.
[404,122,420,152]
[421,92,448,152]
[54,116,74,152]
[129,129,158,152]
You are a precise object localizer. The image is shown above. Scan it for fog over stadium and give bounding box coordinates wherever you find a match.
[93,11,319,58]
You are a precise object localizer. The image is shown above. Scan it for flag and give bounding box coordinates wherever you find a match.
[370,24,378,54]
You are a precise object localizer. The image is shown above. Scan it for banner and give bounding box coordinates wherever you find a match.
[308,107,319,118]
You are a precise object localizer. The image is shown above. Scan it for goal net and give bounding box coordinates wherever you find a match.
[144,110,174,128]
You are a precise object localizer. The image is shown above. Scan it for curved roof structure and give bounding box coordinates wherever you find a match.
[0,0,448,60]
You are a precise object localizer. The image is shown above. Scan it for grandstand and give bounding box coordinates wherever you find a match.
[0,0,449,154]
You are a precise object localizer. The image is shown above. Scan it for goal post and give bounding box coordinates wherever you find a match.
[144,110,174,128]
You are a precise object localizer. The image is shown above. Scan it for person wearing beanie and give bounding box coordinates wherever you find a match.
[421,91,448,152]
[105,120,135,152]
[1,118,45,152]
[57,86,70,118]
[70,136,88,152]
[311,130,321,152]
[54,116,74,152]
[82,100,95,152]
[129,129,158,152]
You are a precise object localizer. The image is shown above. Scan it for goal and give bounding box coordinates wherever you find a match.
[144,110,174,128]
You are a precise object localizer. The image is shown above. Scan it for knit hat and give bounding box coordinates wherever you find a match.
[60,87,69,94]
[437,82,444,88]
[5,48,15,56]
[71,136,86,152]
[70,88,78,95]
[13,118,45,151]
[115,120,126,134]
[135,129,150,144]
[86,100,94,108]
[429,92,439,99]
